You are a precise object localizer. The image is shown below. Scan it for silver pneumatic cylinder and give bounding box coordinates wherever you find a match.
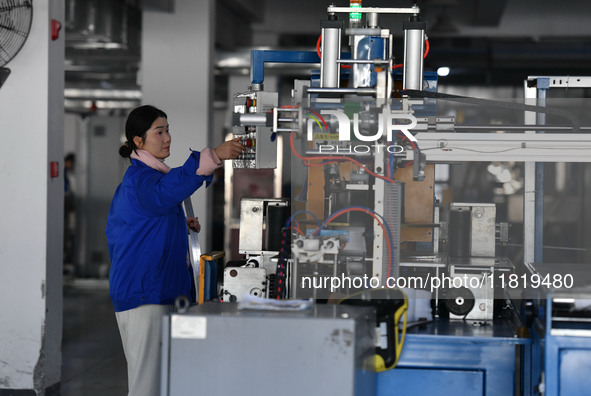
[403,17,426,91]
[320,18,343,88]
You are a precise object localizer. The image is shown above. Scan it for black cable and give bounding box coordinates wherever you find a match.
[274,227,290,299]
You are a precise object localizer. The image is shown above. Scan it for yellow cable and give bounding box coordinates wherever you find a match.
[336,288,408,372]
[375,293,407,372]
[392,295,408,369]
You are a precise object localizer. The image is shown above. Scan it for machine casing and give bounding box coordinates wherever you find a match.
[161,303,377,396]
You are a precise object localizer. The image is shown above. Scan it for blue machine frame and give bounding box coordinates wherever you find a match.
[528,291,591,396]
[544,295,591,395]
[377,319,531,396]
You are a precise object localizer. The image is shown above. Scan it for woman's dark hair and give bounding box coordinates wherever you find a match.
[119,105,168,158]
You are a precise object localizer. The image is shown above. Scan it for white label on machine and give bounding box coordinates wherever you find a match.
[171,315,207,339]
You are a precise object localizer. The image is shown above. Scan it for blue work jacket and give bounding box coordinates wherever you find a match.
[106,151,212,312]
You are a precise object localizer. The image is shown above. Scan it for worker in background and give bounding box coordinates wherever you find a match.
[106,105,245,396]
[63,152,76,273]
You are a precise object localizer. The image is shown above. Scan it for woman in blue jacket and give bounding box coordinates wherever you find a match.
[106,105,244,396]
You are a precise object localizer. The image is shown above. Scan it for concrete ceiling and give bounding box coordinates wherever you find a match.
[242,0,591,84]
[65,0,591,111]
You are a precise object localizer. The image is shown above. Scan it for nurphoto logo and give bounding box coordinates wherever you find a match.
[307,109,419,154]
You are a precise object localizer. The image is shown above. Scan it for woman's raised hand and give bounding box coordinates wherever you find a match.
[214,137,245,160]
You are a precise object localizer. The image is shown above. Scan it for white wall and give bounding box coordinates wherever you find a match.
[142,0,215,250]
[0,0,64,393]
[64,114,79,156]
[85,116,127,277]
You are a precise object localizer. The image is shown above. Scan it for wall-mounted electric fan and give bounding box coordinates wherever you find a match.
[0,0,33,87]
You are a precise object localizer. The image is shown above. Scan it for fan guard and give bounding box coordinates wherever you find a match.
[0,0,33,67]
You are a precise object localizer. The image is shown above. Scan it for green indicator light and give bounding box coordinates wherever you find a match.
[349,4,362,20]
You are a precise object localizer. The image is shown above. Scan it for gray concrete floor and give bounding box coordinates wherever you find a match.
[61,280,127,396]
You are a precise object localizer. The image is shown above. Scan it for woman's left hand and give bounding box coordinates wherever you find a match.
[186,217,201,233]
[214,137,245,160]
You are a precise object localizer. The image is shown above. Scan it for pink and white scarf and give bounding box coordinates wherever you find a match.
[130,149,171,174]
[131,148,221,175]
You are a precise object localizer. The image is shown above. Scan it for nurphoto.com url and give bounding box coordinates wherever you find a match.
[300,272,574,293]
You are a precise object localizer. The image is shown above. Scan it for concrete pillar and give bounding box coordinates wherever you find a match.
[0,1,64,394]
[141,0,215,250]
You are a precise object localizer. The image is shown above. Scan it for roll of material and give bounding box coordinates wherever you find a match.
[448,209,471,257]
[445,286,475,316]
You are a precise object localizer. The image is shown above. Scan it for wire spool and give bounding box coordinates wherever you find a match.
[0,0,34,67]
[445,286,475,317]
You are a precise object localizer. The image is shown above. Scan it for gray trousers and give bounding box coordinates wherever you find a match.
[115,304,173,396]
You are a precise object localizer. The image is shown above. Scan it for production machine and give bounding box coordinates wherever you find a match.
[162,3,591,396]
[223,3,523,395]
[228,1,512,319]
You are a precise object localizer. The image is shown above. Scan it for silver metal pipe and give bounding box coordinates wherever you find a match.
[345,28,382,35]
[367,12,379,28]
[321,25,342,88]
[387,33,393,97]
[453,125,591,131]
[535,88,547,263]
[307,87,377,95]
[403,27,425,90]
[237,113,268,126]
[327,6,420,15]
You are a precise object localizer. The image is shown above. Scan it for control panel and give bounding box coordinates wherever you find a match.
[232,90,278,169]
